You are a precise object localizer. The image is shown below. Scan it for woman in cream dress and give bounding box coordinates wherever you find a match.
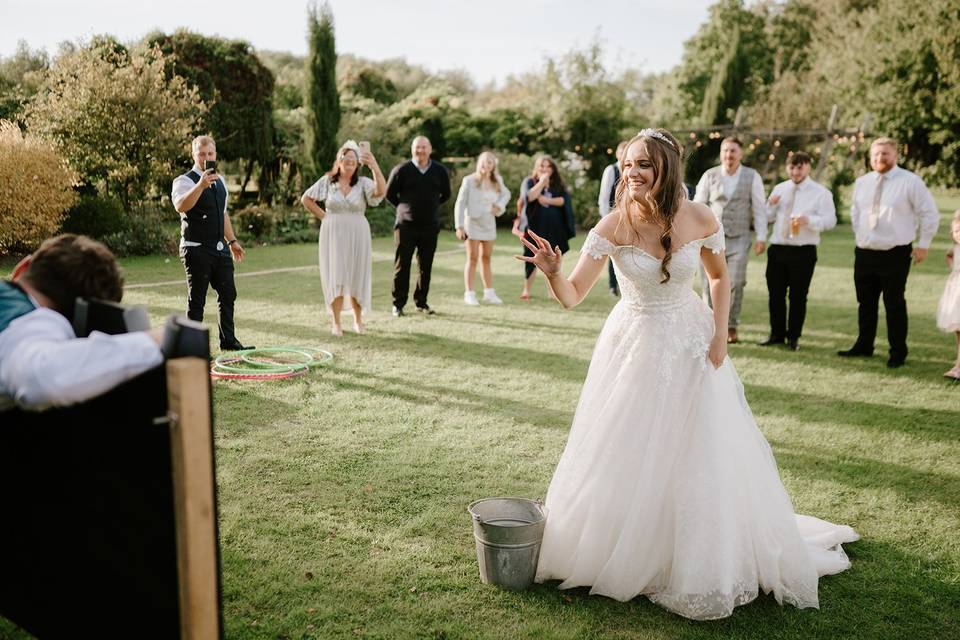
[301,141,386,335]
[454,151,510,305]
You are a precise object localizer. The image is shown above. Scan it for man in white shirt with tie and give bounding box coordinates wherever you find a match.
[838,137,939,368]
[760,152,836,351]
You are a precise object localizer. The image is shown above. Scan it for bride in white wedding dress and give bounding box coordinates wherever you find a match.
[518,128,858,620]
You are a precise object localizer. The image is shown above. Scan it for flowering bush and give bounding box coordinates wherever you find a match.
[0,120,76,253]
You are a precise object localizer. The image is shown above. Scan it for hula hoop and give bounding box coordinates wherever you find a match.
[210,346,334,381]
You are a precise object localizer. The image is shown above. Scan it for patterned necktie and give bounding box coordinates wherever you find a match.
[869,174,885,230]
[784,182,799,240]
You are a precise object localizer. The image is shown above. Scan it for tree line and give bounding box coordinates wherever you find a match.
[0,0,956,254]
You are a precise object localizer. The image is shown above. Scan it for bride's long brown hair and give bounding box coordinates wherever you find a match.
[613,129,686,283]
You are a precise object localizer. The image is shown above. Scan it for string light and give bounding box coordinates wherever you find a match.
[773,140,781,147]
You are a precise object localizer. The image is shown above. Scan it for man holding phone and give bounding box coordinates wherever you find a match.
[171,135,252,351]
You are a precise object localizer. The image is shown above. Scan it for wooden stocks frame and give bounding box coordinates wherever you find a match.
[167,357,222,640]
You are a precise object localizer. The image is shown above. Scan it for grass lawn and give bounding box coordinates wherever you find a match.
[3,193,959,639]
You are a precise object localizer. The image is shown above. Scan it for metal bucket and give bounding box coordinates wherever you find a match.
[468,497,546,590]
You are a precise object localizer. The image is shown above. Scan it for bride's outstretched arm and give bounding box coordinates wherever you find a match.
[702,249,730,367]
[515,230,604,308]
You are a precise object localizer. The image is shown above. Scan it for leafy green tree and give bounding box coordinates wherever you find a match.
[0,41,48,123]
[27,42,205,208]
[304,0,340,181]
[147,30,275,197]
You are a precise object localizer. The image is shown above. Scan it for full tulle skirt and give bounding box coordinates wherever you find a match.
[534,294,858,620]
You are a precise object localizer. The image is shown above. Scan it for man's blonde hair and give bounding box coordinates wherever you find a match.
[870,137,898,151]
[191,135,216,153]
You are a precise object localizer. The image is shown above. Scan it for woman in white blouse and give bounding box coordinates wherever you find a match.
[301,141,386,335]
[454,151,511,305]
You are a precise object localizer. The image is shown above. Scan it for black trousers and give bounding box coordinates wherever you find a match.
[853,244,912,360]
[393,224,438,309]
[180,246,238,347]
[765,244,818,341]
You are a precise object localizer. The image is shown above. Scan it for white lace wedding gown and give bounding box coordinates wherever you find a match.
[534,227,859,620]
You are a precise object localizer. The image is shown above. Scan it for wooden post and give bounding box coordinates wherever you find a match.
[167,358,221,640]
[814,104,839,181]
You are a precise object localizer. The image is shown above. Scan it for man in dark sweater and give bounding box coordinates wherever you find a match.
[386,136,451,316]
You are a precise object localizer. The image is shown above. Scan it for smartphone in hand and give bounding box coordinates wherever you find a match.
[204,159,217,173]
[358,141,371,154]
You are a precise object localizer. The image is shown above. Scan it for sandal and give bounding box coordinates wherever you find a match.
[520,292,531,301]
[944,366,960,380]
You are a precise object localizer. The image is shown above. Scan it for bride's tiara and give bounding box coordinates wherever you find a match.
[637,128,675,150]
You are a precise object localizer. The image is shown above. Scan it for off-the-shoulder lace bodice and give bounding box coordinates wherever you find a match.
[581,227,724,311]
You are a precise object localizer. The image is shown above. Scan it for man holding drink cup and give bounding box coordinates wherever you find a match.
[760,152,836,350]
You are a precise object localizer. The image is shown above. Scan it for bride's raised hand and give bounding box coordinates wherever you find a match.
[707,332,727,369]
[516,229,562,276]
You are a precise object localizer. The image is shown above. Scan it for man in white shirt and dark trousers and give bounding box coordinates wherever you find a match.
[171,135,252,351]
[694,136,768,344]
[838,137,939,368]
[597,141,628,297]
[760,152,836,351]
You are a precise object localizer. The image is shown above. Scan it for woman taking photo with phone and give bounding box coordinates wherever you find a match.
[301,140,386,335]
[454,151,511,305]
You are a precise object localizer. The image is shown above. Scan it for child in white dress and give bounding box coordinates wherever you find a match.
[937,209,960,379]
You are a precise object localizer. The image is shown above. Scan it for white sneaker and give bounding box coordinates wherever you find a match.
[482,288,503,304]
[464,291,480,305]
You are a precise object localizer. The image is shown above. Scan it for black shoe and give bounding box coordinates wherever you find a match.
[759,336,785,347]
[837,346,873,357]
[416,305,436,315]
[787,339,799,352]
[221,342,254,351]
[886,357,906,369]
[392,306,404,317]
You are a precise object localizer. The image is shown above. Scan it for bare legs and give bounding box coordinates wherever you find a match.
[330,295,363,335]
[464,240,495,291]
[521,271,535,300]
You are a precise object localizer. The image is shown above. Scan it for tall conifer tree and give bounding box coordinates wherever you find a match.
[304,1,339,179]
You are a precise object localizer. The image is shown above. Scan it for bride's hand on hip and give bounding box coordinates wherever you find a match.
[707,333,727,368]
[516,229,562,276]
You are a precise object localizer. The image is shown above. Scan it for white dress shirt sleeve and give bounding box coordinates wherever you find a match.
[809,186,837,232]
[0,308,164,411]
[766,183,783,224]
[598,165,616,217]
[751,171,769,242]
[171,174,195,213]
[693,172,710,204]
[850,178,863,234]
[910,176,940,249]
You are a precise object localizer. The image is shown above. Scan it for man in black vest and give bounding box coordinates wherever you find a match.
[171,135,252,351]
[386,136,451,316]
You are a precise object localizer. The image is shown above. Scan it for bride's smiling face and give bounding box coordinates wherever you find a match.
[623,140,656,201]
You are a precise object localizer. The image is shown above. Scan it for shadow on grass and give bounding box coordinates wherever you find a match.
[745,382,960,443]
[512,535,958,639]
[329,364,573,431]
[768,439,959,511]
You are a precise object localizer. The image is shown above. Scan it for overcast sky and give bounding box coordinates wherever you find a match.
[2,0,712,85]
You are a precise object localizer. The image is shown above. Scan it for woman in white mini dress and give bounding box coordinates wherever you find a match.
[454,151,510,305]
[301,141,386,335]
